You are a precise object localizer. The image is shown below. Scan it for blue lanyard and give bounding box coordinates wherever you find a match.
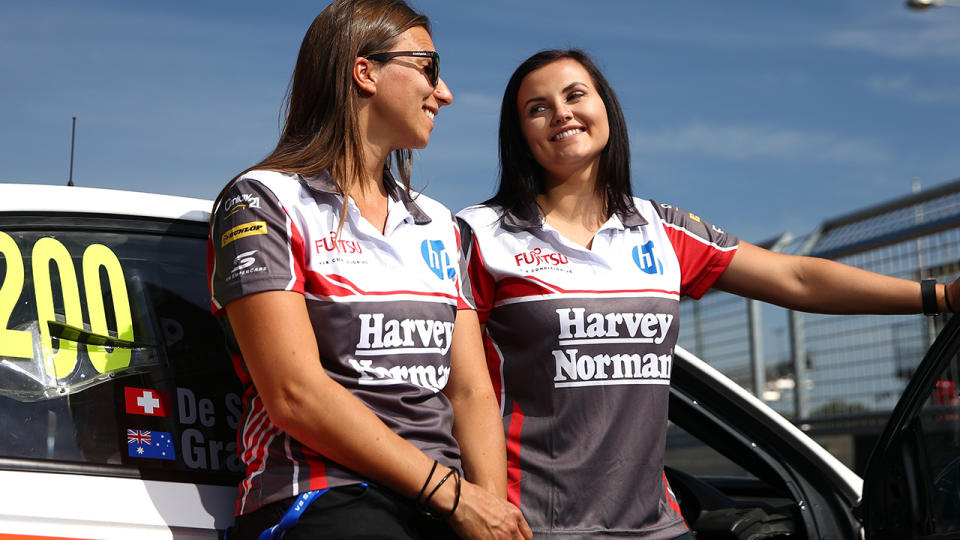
[257,489,328,540]
[256,483,366,540]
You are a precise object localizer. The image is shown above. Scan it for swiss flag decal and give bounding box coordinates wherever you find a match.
[124,387,172,417]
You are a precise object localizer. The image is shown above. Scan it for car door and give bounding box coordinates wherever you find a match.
[0,205,241,538]
[860,313,960,539]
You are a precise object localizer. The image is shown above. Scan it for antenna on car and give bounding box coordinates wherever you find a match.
[68,116,76,187]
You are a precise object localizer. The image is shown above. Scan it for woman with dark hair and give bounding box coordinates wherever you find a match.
[208,1,530,538]
[457,48,960,538]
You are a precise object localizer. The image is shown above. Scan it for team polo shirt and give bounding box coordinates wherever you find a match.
[457,199,739,539]
[207,169,469,516]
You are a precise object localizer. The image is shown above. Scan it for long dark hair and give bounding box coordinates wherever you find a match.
[489,49,633,219]
[213,0,430,215]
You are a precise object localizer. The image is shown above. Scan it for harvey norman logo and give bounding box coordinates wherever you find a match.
[348,314,455,392]
[552,307,674,388]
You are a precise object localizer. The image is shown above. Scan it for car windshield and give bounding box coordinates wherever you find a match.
[0,215,241,483]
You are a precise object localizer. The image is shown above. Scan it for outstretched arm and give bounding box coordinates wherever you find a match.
[714,241,957,314]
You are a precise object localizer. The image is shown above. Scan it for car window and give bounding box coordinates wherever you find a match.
[0,216,241,484]
[665,421,753,478]
[920,353,960,533]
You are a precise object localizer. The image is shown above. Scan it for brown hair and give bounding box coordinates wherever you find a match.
[214,0,430,216]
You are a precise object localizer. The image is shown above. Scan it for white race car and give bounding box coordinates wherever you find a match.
[0,184,957,539]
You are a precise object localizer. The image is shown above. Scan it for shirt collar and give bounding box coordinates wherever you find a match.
[501,196,647,231]
[299,169,431,225]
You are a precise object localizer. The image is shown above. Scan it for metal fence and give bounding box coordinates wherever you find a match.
[678,177,960,430]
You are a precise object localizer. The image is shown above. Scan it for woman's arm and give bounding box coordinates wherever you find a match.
[444,309,531,538]
[227,290,530,539]
[714,241,956,314]
[444,309,506,496]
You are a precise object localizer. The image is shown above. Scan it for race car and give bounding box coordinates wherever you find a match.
[0,183,957,539]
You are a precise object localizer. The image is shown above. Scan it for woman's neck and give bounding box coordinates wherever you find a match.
[537,169,608,248]
[343,152,390,234]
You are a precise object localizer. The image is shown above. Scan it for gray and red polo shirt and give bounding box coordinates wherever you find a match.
[457,199,738,538]
[207,169,469,516]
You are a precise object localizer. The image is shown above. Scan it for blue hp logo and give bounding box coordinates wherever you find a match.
[632,241,664,275]
[421,240,456,280]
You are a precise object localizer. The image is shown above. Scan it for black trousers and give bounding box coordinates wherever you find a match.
[231,483,457,540]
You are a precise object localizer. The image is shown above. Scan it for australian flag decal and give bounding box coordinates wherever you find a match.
[127,428,176,460]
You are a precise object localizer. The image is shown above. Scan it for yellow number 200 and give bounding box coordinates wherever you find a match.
[0,231,134,378]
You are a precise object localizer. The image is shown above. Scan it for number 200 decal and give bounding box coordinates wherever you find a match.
[0,231,134,378]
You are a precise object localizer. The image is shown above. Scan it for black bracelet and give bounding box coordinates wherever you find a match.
[922,279,939,316]
[416,460,439,504]
[445,468,461,519]
[419,466,457,519]
[946,286,957,313]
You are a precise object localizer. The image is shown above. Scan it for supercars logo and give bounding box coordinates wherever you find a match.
[632,240,664,275]
[421,240,456,280]
[231,250,258,274]
[221,221,267,247]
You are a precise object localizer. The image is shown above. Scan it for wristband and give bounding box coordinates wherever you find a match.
[419,466,457,519]
[416,460,439,504]
[922,279,938,316]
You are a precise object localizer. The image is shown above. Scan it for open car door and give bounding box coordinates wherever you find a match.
[860,314,960,539]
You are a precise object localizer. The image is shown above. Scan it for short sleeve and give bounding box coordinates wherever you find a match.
[453,218,474,311]
[652,201,739,299]
[456,217,496,324]
[207,177,306,315]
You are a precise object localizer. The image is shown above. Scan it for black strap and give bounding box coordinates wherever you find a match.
[922,279,939,316]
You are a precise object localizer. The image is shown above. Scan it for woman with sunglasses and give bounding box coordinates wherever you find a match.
[208,1,531,538]
[456,48,960,539]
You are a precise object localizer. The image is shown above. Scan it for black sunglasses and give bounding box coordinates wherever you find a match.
[364,50,440,86]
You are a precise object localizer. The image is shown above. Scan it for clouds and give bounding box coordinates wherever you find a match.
[820,9,960,60]
[631,123,888,166]
[867,75,960,105]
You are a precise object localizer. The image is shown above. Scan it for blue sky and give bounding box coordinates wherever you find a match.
[2,0,959,242]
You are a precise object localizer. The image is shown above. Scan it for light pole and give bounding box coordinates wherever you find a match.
[906,0,959,9]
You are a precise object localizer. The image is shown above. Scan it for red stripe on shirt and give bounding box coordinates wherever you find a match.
[305,271,460,300]
[663,472,687,527]
[661,223,737,299]
[506,402,525,507]
[496,274,679,302]
[466,234,496,323]
[453,224,471,310]
[482,333,504,408]
[284,209,307,293]
[206,235,219,314]
[309,460,329,491]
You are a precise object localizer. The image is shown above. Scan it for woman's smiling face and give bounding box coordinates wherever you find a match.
[368,26,453,151]
[516,58,610,182]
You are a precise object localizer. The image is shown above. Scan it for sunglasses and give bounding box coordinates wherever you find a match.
[364,50,440,87]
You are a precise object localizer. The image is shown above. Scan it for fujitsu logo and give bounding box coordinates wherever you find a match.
[315,232,364,254]
[551,307,675,388]
[514,247,569,267]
